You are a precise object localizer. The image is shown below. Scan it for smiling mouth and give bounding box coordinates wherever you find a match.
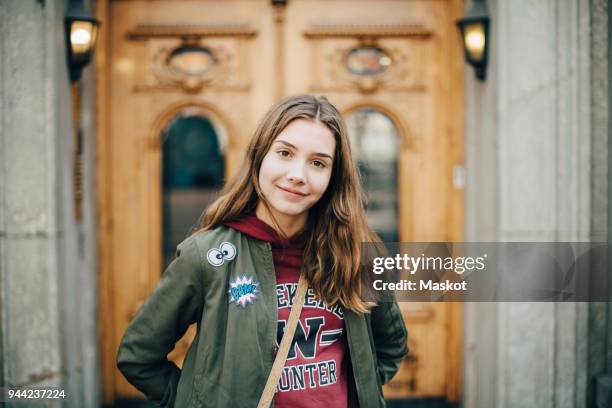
[277,186,308,197]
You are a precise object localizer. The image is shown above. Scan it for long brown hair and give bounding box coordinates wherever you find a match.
[197,94,380,313]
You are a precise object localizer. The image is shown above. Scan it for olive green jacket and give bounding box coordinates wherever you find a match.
[117,226,408,407]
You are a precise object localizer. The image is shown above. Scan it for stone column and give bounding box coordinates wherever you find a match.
[0,1,101,406]
[463,0,608,407]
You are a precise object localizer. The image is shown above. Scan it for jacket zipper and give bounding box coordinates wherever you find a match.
[264,241,278,408]
[345,315,363,408]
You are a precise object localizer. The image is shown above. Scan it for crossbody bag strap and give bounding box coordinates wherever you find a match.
[257,273,308,408]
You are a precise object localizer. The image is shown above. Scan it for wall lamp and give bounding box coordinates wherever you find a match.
[65,0,100,83]
[456,0,490,81]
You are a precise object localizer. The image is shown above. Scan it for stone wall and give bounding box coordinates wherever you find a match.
[463,0,610,407]
[0,0,100,406]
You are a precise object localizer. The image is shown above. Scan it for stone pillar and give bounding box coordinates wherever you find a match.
[0,1,101,406]
[463,0,608,407]
[591,0,611,405]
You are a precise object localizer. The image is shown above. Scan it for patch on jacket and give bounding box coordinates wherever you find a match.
[206,242,237,266]
[228,275,259,307]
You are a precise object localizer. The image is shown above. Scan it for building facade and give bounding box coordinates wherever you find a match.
[0,0,610,407]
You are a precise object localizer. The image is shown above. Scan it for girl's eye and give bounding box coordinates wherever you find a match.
[277,150,291,157]
[312,160,326,168]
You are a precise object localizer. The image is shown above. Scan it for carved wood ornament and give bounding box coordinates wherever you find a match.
[126,24,257,93]
[304,24,432,94]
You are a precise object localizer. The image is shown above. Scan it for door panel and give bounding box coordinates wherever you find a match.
[97,0,464,402]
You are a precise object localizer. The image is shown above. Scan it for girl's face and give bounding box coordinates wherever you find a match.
[257,119,336,226]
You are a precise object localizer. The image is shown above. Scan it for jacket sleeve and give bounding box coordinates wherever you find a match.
[116,236,204,407]
[370,299,408,384]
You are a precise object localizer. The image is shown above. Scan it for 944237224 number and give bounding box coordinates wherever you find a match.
[4,388,66,401]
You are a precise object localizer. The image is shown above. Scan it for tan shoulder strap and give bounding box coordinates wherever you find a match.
[257,273,308,408]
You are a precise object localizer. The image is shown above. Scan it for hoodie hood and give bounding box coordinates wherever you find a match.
[224,213,305,250]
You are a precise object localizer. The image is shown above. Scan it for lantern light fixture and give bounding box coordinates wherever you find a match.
[65,0,100,83]
[456,0,490,81]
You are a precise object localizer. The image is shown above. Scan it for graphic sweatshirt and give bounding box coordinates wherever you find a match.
[225,214,349,408]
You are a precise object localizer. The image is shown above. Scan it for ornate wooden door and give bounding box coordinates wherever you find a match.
[96,0,464,403]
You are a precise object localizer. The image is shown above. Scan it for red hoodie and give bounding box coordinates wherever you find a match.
[225,214,349,408]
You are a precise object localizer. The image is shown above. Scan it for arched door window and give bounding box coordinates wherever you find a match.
[345,108,399,241]
[161,114,225,268]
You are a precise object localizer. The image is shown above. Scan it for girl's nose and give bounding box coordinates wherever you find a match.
[287,163,306,183]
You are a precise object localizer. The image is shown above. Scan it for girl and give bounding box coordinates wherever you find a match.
[117,95,408,408]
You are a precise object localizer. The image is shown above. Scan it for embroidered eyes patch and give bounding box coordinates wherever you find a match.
[206,242,237,267]
[228,275,259,307]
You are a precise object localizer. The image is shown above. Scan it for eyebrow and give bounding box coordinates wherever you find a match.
[274,139,334,161]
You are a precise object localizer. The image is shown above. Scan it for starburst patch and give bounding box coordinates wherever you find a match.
[228,275,259,307]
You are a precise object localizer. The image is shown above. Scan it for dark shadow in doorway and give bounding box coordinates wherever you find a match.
[108,397,458,408]
[105,399,157,408]
[386,397,459,408]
